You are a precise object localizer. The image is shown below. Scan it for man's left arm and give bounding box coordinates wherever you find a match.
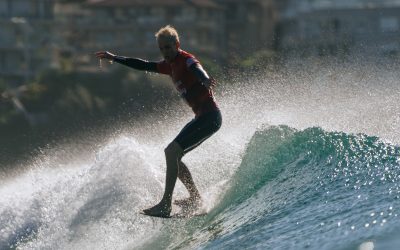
[189,63,216,89]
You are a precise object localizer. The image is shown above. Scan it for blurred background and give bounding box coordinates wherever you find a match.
[1,0,400,168]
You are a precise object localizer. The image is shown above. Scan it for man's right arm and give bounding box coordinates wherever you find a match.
[113,56,158,72]
[95,51,158,72]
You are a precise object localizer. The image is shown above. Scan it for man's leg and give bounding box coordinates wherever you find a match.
[176,161,201,205]
[143,111,221,217]
[143,141,183,217]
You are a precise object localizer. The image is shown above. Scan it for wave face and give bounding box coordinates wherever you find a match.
[185,125,400,250]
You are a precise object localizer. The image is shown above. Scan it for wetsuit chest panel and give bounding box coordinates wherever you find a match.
[157,50,218,116]
[170,56,198,93]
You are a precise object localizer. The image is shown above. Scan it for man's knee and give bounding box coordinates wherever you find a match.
[165,141,184,159]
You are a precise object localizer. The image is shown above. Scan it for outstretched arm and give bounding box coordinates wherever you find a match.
[95,51,158,72]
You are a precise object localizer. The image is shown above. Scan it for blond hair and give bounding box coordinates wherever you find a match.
[155,25,180,43]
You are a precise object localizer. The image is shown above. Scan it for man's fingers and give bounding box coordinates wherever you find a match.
[203,78,216,90]
[210,78,216,87]
[94,51,104,58]
[94,51,110,59]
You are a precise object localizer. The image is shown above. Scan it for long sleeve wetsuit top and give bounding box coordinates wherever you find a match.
[113,49,219,117]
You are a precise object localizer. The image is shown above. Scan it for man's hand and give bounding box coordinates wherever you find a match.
[203,77,216,90]
[95,51,116,60]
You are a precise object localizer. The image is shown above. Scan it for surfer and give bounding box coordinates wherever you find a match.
[95,25,222,218]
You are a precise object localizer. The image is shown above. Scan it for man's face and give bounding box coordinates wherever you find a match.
[158,37,179,62]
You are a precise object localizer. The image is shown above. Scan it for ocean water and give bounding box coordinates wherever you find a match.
[1,59,400,250]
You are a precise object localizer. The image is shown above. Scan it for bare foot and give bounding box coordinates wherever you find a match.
[142,202,171,218]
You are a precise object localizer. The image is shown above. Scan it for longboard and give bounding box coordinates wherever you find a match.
[171,211,207,219]
[140,199,208,219]
[139,211,171,218]
[139,210,207,219]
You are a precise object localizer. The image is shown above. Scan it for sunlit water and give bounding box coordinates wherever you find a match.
[1,58,400,249]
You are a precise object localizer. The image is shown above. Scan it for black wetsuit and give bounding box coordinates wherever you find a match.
[113,50,221,154]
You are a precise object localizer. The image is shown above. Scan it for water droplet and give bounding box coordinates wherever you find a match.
[359,241,374,250]
[351,225,355,230]
[365,223,370,228]
[370,212,375,216]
